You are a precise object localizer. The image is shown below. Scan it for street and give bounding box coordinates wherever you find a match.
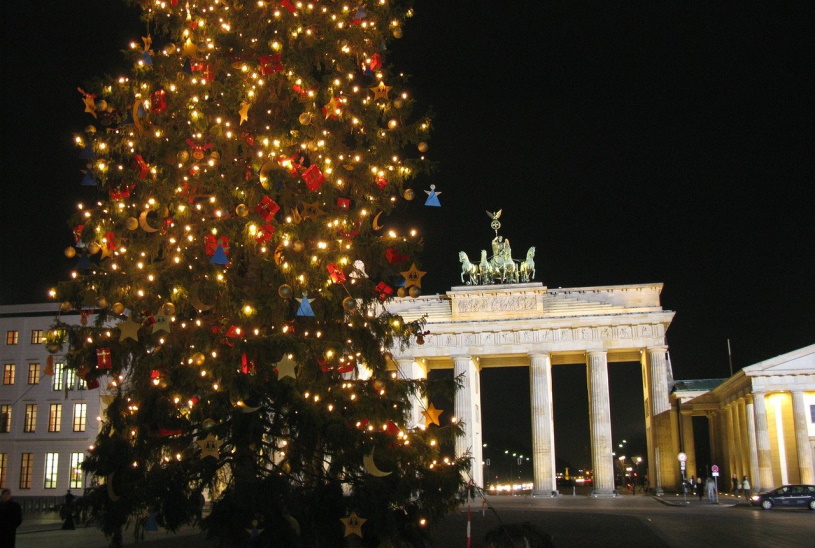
[15,493,814,547]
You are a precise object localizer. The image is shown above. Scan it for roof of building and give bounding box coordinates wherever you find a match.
[672,378,727,393]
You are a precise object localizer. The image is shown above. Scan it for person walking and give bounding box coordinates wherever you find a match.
[741,476,751,502]
[705,476,717,502]
[696,476,704,501]
[0,488,23,547]
[62,489,76,530]
[731,475,739,494]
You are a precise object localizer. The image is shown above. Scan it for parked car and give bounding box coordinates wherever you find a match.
[750,484,815,510]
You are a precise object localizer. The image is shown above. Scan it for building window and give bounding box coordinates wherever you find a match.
[52,363,65,391]
[6,331,18,345]
[77,376,87,391]
[73,403,87,432]
[70,453,85,489]
[28,363,41,385]
[44,453,59,489]
[0,453,7,488]
[0,405,11,433]
[2,364,14,385]
[65,368,76,391]
[19,453,33,489]
[30,330,45,344]
[24,404,37,433]
[48,404,62,433]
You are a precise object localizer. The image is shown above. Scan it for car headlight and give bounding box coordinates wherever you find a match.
[750,495,760,501]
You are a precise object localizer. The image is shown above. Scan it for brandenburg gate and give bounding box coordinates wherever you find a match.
[385,282,678,496]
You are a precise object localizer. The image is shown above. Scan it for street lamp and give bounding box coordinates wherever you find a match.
[633,457,642,493]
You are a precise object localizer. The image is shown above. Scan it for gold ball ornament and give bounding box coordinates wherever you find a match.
[393,98,404,109]
[60,301,73,312]
[396,287,407,298]
[409,286,422,298]
[388,119,398,129]
[176,150,190,163]
[64,246,77,259]
[236,204,249,217]
[292,240,304,253]
[46,341,63,354]
[392,27,404,39]
[112,302,125,315]
[417,142,429,153]
[403,188,415,201]
[190,352,206,367]
[95,99,108,112]
[85,125,97,134]
[87,242,101,255]
[125,217,139,231]
[342,297,357,312]
[163,43,177,55]
[162,302,176,316]
[299,112,312,125]
[202,418,217,430]
[96,296,108,309]
[278,284,293,299]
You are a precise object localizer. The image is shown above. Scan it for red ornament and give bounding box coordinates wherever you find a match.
[109,183,134,201]
[384,420,401,436]
[185,138,214,160]
[150,89,167,113]
[302,165,325,191]
[375,176,387,190]
[204,234,230,256]
[86,378,100,390]
[142,310,156,326]
[337,198,350,210]
[241,353,257,374]
[255,224,275,244]
[385,247,408,264]
[73,224,85,244]
[225,325,243,338]
[258,54,283,75]
[96,347,113,370]
[132,154,149,178]
[327,264,346,284]
[375,281,393,300]
[255,195,280,221]
[280,0,296,13]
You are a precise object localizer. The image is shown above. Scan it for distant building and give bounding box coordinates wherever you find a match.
[673,344,815,492]
[0,303,106,499]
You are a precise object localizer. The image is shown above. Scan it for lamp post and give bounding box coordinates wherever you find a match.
[618,455,626,491]
[633,457,642,494]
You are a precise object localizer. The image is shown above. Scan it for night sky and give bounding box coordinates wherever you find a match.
[2,1,813,472]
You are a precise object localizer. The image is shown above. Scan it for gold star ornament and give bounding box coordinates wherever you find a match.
[276,354,298,380]
[239,101,250,125]
[422,403,443,427]
[370,81,392,101]
[196,433,223,459]
[401,263,426,289]
[117,317,142,342]
[340,512,366,538]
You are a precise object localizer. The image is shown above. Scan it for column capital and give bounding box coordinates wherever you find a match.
[646,345,669,354]
[528,352,551,361]
[586,349,608,359]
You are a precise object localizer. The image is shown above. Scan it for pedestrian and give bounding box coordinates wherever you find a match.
[741,476,751,502]
[0,488,23,548]
[705,476,717,502]
[731,475,739,494]
[62,489,76,530]
[696,476,704,501]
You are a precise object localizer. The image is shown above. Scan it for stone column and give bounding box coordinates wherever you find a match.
[680,410,697,478]
[744,396,760,494]
[586,351,614,495]
[752,392,774,491]
[396,358,427,430]
[647,346,672,493]
[725,402,738,485]
[529,353,556,496]
[453,355,484,489]
[791,390,815,484]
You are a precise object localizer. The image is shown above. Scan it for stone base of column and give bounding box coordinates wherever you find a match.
[654,487,664,496]
[589,489,620,498]
[531,490,559,498]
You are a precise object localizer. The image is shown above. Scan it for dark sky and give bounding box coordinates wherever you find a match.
[2,1,813,471]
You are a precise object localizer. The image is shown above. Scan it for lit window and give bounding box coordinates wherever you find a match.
[48,404,62,433]
[70,453,85,489]
[52,363,65,391]
[24,404,37,433]
[73,403,87,432]
[19,453,33,489]
[6,331,18,345]
[30,330,45,344]
[28,363,41,385]
[810,404,815,423]
[2,364,15,385]
[44,452,59,489]
[0,405,11,433]
[0,453,7,488]
[65,368,77,391]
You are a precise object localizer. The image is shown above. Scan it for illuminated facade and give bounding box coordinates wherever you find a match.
[0,303,104,498]
[385,282,679,496]
[673,344,815,493]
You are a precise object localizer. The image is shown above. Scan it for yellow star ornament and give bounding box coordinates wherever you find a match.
[239,101,251,125]
[117,317,142,342]
[422,403,443,427]
[196,433,223,459]
[370,81,392,101]
[276,354,298,380]
[401,263,426,289]
[340,512,366,538]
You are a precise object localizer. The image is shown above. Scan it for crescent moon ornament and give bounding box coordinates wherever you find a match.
[107,473,121,501]
[372,211,384,231]
[362,448,392,477]
[190,283,214,312]
[139,210,159,233]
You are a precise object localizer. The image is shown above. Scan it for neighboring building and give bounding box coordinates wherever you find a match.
[673,344,815,493]
[0,303,104,500]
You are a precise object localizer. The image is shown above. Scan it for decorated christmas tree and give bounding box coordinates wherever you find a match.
[49,1,467,546]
